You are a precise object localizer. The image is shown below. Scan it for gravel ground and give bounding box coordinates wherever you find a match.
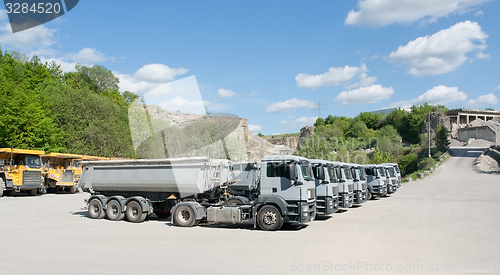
[0,145,499,275]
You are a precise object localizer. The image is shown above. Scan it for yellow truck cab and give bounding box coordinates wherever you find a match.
[0,148,45,197]
[42,153,86,194]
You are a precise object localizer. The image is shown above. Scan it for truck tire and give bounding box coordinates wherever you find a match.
[125,200,147,223]
[173,205,196,227]
[106,200,124,221]
[0,178,5,197]
[88,198,105,219]
[227,198,243,205]
[28,188,37,196]
[38,183,47,195]
[257,205,283,231]
[69,186,76,194]
[366,190,372,200]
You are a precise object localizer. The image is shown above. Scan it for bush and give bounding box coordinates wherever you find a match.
[399,152,418,175]
[418,157,436,170]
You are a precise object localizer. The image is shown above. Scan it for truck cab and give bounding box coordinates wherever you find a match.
[383,165,398,194]
[348,163,367,204]
[328,161,354,208]
[381,163,401,187]
[360,164,388,199]
[42,153,85,194]
[310,159,339,216]
[0,148,45,196]
[258,155,317,225]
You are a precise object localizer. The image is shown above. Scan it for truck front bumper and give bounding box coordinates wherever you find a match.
[316,196,338,215]
[339,193,354,208]
[372,185,387,197]
[354,190,367,204]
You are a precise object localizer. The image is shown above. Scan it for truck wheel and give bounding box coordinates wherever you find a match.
[38,183,47,195]
[69,186,76,194]
[257,205,283,231]
[227,198,243,205]
[125,201,147,223]
[88,199,105,219]
[28,188,37,196]
[0,178,5,197]
[173,205,196,227]
[106,200,124,221]
[366,190,372,200]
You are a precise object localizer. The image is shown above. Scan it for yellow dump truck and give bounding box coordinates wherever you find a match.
[41,153,110,194]
[0,148,45,197]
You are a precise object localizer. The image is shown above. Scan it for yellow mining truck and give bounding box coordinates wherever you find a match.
[42,153,86,194]
[0,148,45,197]
[41,153,110,194]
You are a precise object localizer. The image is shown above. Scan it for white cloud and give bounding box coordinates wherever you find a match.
[345,0,492,27]
[388,21,488,76]
[296,63,368,89]
[65,48,106,63]
[465,94,497,107]
[345,73,377,89]
[280,117,318,128]
[133,63,189,83]
[218,88,236,98]
[388,85,467,108]
[0,22,56,51]
[474,10,484,17]
[41,57,79,72]
[497,85,500,89]
[265,98,316,113]
[334,84,394,105]
[248,124,263,132]
[116,64,190,94]
[476,52,491,60]
[249,91,259,96]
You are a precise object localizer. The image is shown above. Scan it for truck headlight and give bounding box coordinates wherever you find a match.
[302,205,309,213]
[328,200,333,206]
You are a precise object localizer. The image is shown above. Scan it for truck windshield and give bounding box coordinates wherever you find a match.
[344,167,352,180]
[26,156,41,168]
[359,168,366,180]
[388,167,396,177]
[328,167,337,182]
[378,167,386,177]
[299,163,314,181]
[394,165,400,173]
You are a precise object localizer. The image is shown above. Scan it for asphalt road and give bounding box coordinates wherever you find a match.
[0,146,499,274]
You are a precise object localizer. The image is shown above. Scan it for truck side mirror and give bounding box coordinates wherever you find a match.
[288,163,297,180]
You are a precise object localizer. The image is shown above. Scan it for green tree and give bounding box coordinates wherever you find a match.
[76,64,120,93]
[434,125,450,152]
[355,112,384,130]
[314,118,325,127]
[371,150,396,164]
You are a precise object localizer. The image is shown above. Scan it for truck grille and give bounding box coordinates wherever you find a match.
[332,186,338,196]
[62,170,74,183]
[348,184,353,193]
[307,188,315,200]
[23,171,42,187]
[361,183,367,190]
[392,179,397,186]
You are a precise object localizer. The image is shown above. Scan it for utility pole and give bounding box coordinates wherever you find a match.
[428,111,431,159]
[312,100,328,119]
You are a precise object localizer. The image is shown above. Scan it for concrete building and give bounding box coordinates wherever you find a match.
[446,109,500,139]
[457,117,500,145]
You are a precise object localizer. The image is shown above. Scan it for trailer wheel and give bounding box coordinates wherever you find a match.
[125,201,147,223]
[88,199,105,219]
[257,205,283,231]
[106,200,124,221]
[173,205,196,227]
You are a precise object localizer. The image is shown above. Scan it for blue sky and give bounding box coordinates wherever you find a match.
[1,0,500,135]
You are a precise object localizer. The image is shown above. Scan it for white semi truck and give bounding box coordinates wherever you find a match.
[310,159,339,216]
[360,164,388,199]
[329,161,354,208]
[347,163,368,204]
[78,155,317,231]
